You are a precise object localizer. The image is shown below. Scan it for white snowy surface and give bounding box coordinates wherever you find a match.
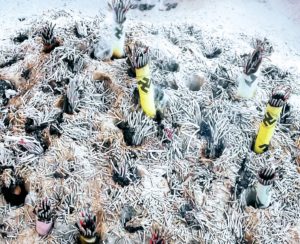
[0,0,299,69]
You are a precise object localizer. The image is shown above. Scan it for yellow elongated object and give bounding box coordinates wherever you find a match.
[79,235,96,244]
[135,65,156,118]
[254,104,282,154]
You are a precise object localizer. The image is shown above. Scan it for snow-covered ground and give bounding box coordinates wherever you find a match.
[0,1,300,243]
[1,0,299,69]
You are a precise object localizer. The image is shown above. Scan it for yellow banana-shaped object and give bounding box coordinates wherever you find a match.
[254,104,282,154]
[79,235,96,244]
[136,64,156,118]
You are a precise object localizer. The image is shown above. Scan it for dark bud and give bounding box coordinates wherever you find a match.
[139,4,155,11]
[13,33,29,43]
[244,46,263,75]
[257,167,276,186]
[21,68,31,80]
[112,172,130,187]
[0,80,16,101]
[199,121,211,138]
[25,118,48,133]
[49,124,63,137]
[117,121,135,146]
[121,205,144,233]
[204,48,222,59]
[62,95,74,114]
[41,23,60,53]
[164,2,178,11]
[132,87,139,105]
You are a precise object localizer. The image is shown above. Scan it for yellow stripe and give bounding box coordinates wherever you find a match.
[254,104,283,154]
[136,65,156,118]
[79,235,96,244]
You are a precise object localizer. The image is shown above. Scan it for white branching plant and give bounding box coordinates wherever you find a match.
[75,21,88,38]
[200,115,228,159]
[5,136,44,155]
[65,79,81,114]
[0,143,15,165]
[0,168,15,189]
[128,111,156,145]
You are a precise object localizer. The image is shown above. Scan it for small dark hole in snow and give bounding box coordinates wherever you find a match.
[204,48,222,59]
[116,121,136,146]
[187,74,205,91]
[1,172,28,207]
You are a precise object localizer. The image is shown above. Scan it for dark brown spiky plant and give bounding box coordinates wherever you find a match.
[268,86,290,108]
[25,118,51,151]
[34,197,54,236]
[40,23,60,53]
[244,40,266,75]
[112,163,130,187]
[150,224,166,244]
[112,161,140,187]
[237,39,274,98]
[76,209,98,244]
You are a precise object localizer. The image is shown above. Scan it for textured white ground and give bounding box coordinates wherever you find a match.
[0,0,300,243]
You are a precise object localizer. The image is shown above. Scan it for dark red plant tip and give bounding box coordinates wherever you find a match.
[272,85,291,101]
[257,167,276,186]
[243,39,270,76]
[164,128,174,140]
[19,138,26,145]
[150,232,165,244]
[43,40,60,53]
[244,48,263,75]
